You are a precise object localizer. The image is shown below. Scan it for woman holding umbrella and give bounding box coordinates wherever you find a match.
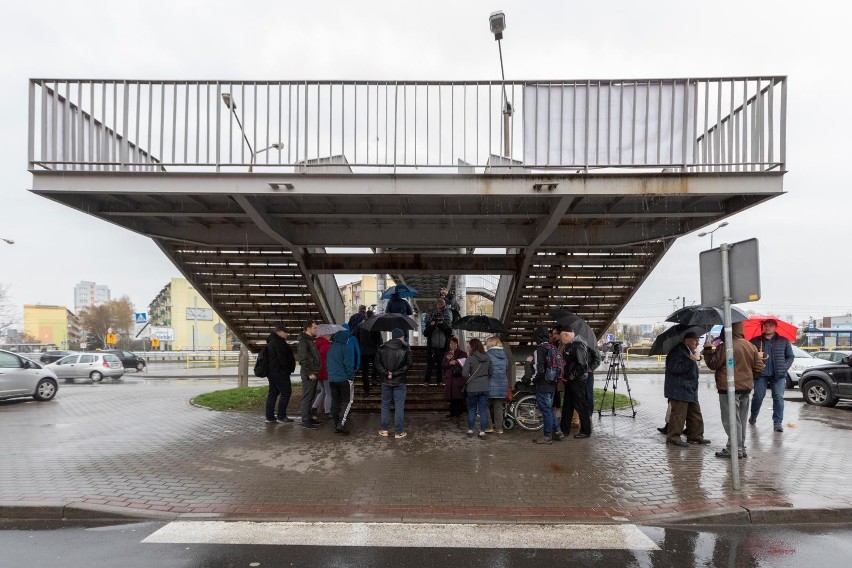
[441,337,468,420]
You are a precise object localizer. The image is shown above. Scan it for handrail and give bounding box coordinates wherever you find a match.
[27,77,786,174]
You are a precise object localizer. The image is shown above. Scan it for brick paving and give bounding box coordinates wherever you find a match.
[1,374,850,523]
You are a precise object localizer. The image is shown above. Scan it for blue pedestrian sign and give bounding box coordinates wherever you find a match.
[605,333,615,342]
[135,312,148,324]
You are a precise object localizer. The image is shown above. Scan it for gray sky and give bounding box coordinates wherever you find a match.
[1,0,849,326]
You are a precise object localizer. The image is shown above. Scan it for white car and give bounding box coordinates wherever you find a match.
[786,345,833,388]
[46,353,125,382]
[812,350,852,363]
[0,348,59,402]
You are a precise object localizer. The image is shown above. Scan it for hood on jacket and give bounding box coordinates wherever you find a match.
[533,326,550,344]
[470,351,490,363]
[488,347,507,360]
[333,330,349,345]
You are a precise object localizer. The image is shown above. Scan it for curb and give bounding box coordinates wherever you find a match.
[3,501,851,525]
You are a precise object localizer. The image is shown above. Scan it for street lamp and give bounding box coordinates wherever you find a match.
[668,296,682,311]
[221,93,284,172]
[698,221,729,249]
[1,238,13,245]
[489,10,513,157]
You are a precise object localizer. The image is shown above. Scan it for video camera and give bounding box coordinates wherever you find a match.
[607,341,624,355]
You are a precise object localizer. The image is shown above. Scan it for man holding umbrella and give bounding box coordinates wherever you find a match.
[664,331,710,447]
[749,319,794,432]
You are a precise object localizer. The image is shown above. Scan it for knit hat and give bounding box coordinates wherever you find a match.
[392,328,405,339]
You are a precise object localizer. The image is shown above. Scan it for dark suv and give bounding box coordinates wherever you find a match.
[40,350,77,364]
[101,350,147,371]
[799,354,852,407]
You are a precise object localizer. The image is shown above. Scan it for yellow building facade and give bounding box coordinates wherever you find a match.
[23,305,73,348]
[148,278,228,350]
[338,276,396,321]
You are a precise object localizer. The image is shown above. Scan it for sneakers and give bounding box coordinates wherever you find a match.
[715,448,744,459]
[656,426,668,434]
[484,428,495,433]
[532,436,552,445]
[494,429,504,435]
[687,438,711,445]
[478,432,486,439]
[265,419,277,424]
[553,431,565,441]
[666,439,689,447]
[748,417,757,425]
[573,433,590,439]
[301,423,318,430]
[378,429,390,437]
[395,431,408,439]
[774,424,784,432]
[335,426,349,435]
[466,430,474,438]
[277,417,294,423]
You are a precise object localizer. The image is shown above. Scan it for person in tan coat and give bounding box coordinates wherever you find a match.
[703,321,765,459]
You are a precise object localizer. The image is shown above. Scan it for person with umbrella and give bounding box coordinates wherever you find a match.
[703,321,765,458]
[748,318,795,432]
[385,292,414,342]
[663,331,710,447]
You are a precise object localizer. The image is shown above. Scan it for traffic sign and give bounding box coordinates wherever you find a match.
[605,333,615,342]
[135,312,148,324]
[213,323,226,335]
[106,333,117,345]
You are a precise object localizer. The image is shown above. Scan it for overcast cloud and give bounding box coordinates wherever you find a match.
[1,0,849,326]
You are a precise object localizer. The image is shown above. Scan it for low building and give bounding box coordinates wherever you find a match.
[23,305,81,349]
[148,278,229,350]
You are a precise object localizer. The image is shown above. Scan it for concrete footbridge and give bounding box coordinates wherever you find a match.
[27,77,787,348]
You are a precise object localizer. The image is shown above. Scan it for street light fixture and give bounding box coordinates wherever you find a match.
[698,221,729,249]
[489,10,513,157]
[221,93,283,172]
[668,296,682,311]
[1,238,13,245]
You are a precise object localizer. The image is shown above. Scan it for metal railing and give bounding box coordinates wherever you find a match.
[28,77,786,174]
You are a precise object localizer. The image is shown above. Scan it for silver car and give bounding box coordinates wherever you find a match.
[47,353,125,382]
[0,348,59,401]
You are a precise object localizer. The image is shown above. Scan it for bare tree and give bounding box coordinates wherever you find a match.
[0,283,17,332]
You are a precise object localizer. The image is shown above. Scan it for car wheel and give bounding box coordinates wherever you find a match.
[136,361,145,371]
[802,379,838,407]
[33,378,58,401]
[90,371,104,382]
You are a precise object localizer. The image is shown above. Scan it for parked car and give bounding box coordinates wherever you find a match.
[799,353,852,407]
[812,350,852,363]
[0,348,59,402]
[39,349,77,364]
[100,349,146,371]
[786,345,832,389]
[46,353,124,382]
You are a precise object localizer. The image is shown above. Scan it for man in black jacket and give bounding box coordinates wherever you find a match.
[558,325,592,439]
[357,310,382,396]
[265,325,297,424]
[423,298,453,386]
[375,328,412,439]
[298,321,321,429]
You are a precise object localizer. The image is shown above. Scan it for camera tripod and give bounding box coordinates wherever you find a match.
[597,348,637,418]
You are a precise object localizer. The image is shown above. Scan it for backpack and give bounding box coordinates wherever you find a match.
[587,346,602,371]
[543,343,564,384]
[253,347,270,378]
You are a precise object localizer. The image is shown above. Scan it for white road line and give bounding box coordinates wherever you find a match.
[142,521,659,550]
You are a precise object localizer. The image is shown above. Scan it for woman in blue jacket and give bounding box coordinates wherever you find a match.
[485,336,510,434]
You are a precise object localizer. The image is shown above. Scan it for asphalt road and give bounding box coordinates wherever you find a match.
[1,520,850,567]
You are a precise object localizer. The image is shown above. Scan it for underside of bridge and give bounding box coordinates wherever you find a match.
[32,171,783,349]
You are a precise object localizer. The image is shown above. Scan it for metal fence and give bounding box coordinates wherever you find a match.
[28,77,786,174]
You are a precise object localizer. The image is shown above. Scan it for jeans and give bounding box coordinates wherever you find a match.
[751,375,785,425]
[467,391,490,431]
[535,391,561,438]
[265,372,292,421]
[381,383,407,434]
[312,380,332,414]
[720,392,751,452]
[300,376,319,423]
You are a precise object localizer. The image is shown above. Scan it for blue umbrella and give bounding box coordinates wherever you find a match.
[381,284,419,300]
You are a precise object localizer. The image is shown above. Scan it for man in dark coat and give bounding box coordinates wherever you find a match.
[375,328,412,439]
[347,305,368,336]
[559,325,592,439]
[357,310,382,396]
[664,331,710,447]
[423,298,453,385]
[297,321,321,429]
[749,319,794,432]
[264,324,297,424]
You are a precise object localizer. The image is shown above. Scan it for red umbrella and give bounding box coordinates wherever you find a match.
[743,316,798,342]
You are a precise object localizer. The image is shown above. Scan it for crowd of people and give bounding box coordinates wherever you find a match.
[662,318,794,459]
[259,291,602,442]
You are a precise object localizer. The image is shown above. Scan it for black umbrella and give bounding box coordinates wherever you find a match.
[649,324,712,356]
[360,313,418,333]
[666,305,749,326]
[453,315,509,334]
[550,309,598,347]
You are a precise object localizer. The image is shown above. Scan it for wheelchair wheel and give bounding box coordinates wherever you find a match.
[513,394,543,431]
[503,416,515,430]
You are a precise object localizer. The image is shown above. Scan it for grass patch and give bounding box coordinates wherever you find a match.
[593,388,635,410]
[193,386,300,412]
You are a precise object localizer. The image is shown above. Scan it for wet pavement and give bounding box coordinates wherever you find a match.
[1,373,850,523]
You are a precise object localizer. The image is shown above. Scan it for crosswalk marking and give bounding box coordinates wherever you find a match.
[143,521,659,550]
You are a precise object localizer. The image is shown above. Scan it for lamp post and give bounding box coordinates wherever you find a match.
[220,94,285,172]
[489,10,512,158]
[668,296,682,311]
[698,221,729,249]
